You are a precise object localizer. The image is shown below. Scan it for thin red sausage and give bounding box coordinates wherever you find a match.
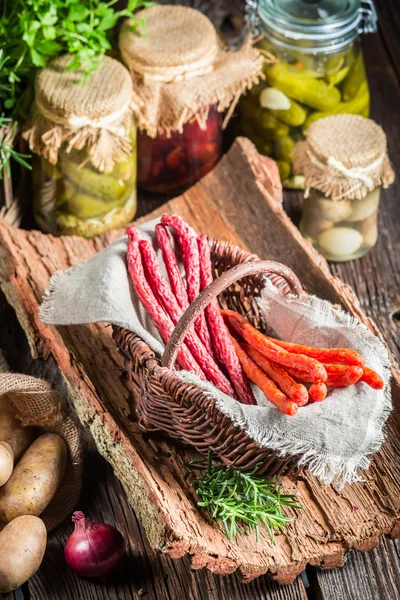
[155,224,188,310]
[139,239,234,396]
[309,383,328,402]
[126,227,205,379]
[161,214,213,356]
[244,346,308,406]
[230,336,298,416]
[266,337,364,367]
[222,310,327,382]
[197,235,256,404]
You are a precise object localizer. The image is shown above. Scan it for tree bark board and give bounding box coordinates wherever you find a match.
[0,139,399,584]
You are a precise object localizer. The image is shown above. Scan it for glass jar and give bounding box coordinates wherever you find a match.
[241,0,377,186]
[137,107,222,194]
[25,55,137,237]
[120,5,263,196]
[300,187,380,261]
[33,127,137,237]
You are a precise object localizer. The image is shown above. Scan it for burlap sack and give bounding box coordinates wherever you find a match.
[23,55,134,172]
[294,114,395,201]
[0,352,83,531]
[119,5,265,137]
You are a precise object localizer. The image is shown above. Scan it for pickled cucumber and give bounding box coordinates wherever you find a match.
[326,66,350,86]
[56,195,137,238]
[303,82,369,131]
[270,99,307,127]
[324,53,351,85]
[241,98,289,139]
[267,63,341,111]
[62,159,127,202]
[276,160,291,182]
[67,194,123,219]
[258,113,289,139]
[43,159,62,181]
[259,87,307,126]
[112,153,136,181]
[275,137,295,161]
[342,53,367,101]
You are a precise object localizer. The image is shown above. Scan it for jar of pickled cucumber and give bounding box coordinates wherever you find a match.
[242,0,377,187]
[295,115,394,261]
[24,55,137,237]
[119,5,264,194]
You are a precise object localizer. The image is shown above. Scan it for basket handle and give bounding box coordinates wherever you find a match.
[161,260,303,370]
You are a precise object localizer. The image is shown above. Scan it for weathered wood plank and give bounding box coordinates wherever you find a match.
[311,537,400,600]
[374,0,400,85]
[0,139,399,586]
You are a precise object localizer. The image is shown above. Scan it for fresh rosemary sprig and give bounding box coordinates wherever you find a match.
[0,118,31,180]
[191,453,301,542]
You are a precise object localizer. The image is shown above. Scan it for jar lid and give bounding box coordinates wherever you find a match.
[120,6,220,81]
[293,114,395,201]
[119,5,265,137]
[257,0,377,52]
[35,55,133,122]
[24,55,135,172]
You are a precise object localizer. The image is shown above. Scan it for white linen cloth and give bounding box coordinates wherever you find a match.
[39,217,392,487]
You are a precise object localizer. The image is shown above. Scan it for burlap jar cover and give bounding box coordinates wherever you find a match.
[0,352,83,532]
[24,55,134,173]
[294,114,395,201]
[119,5,265,137]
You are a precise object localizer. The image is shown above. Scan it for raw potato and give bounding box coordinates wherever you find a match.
[0,442,13,487]
[0,398,36,462]
[0,433,67,523]
[0,515,47,593]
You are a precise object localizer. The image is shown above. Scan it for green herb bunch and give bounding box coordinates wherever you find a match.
[0,117,31,177]
[0,0,153,178]
[191,453,301,542]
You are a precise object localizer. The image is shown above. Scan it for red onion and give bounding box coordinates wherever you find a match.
[64,511,126,578]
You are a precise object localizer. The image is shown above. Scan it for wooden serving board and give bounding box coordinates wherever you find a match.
[0,138,399,584]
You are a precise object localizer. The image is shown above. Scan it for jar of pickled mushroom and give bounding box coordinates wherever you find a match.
[295,115,394,262]
[241,0,377,187]
[24,55,137,237]
[119,5,264,194]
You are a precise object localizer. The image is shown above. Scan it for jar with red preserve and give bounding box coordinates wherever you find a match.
[137,108,222,194]
[119,5,264,195]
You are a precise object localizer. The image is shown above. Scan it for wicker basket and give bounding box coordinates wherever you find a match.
[113,237,305,477]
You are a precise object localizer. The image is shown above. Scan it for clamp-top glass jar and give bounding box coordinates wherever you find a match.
[241,0,377,187]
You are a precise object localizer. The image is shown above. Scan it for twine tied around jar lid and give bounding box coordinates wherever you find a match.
[119,5,265,137]
[294,115,395,201]
[24,55,135,172]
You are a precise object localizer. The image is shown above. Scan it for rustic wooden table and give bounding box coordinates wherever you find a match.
[1,1,400,598]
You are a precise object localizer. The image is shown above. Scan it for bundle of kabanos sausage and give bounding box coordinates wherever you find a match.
[39,214,392,486]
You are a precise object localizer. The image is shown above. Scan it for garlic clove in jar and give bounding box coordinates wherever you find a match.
[346,188,380,222]
[314,197,353,222]
[318,227,363,258]
[259,88,291,110]
[301,215,333,240]
[363,224,378,247]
